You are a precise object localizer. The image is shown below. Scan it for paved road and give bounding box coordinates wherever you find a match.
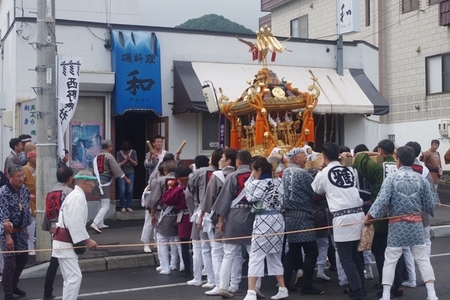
[15,235,450,300]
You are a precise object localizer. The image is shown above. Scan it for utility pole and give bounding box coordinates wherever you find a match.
[35,0,57,262]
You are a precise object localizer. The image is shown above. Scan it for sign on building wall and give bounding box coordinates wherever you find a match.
[57,56,82,157]
[337,0,361,35]
[20,99,37,140]
[111,30,162,115]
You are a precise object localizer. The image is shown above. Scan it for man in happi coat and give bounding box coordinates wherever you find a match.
[365,146,438,300]
[146,160,178,275]
[312,142,365,300]
[353,139,404,296]
[91,139,130,233]
[0,165,33,300]
[282,147,324,296]
[198,148,239,296]
[185,152,222,287]
[212,150,255,299]
[51,170,98,300]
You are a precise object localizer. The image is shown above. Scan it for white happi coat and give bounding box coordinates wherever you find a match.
[52,185,90,259]
[311,161,364,242]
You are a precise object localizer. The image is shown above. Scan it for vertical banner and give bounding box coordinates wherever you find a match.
[20,99,37,140]
[219,114,226,149]
[57,56,82,157]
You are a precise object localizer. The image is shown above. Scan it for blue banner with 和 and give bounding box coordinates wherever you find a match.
[111,30,162,115]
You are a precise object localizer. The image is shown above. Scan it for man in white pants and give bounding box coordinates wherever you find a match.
[365,146,438,300]
[52,170,98,300]
[91,140,130,233]
[211,150,255,299]
[142,135,167,252]
[198,148,238,295]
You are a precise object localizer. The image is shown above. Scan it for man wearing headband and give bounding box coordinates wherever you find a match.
[17,134,32,166]
[282,147,323,295]
[0,165,33,300]
[312,142,365,300]
[52,170,98,300]
[42,167,74,300]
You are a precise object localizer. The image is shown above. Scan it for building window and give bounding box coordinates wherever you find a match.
[365,0,371,26]
[388,134,395,143]
[426,53,450,94]
[402,0,420,13]
[290,15,308,38]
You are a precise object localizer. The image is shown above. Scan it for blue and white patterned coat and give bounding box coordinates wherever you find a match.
[0,183,33,256]
[282,164,316,243]
[368,166,437,247]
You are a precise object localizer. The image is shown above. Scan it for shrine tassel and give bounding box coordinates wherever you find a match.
[271,52,276,62]
[230,129,238,149]
[252,49,258,61]
[255,115,264,144]
[306,118,315,143]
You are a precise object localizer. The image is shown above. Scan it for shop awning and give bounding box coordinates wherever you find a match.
[173,61,209,114]
[173,61,389,115]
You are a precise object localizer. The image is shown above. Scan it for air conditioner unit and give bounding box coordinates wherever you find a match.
[202,82,219,113]
[438,120,450,137]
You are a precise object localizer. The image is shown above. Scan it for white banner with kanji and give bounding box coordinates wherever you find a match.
[57,56,82,158]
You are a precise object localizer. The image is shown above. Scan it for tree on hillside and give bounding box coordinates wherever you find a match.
[175,14,254,34]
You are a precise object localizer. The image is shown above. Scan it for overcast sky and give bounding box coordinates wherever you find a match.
[143,0,267,31]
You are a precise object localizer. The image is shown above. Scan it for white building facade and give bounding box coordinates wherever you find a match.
[1,0,386,216]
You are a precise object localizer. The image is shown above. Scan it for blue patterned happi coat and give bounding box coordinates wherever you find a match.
[0,183,33,256]
[368,166,437,247]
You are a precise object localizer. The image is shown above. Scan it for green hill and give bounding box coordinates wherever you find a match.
[175,14,254,34]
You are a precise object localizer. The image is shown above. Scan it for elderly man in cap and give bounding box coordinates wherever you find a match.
[281,146,324,295]
[52,170,98,300]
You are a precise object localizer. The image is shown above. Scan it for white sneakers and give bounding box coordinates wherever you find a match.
[271,287,289,299]
[98,224,109,229]
[143,245,152,253]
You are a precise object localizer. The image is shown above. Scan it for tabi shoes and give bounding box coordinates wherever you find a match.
[317,265,330,281]
[90,223,102,234]
[144,245,152,253]
[218,289,234,298]
[271,287,289,299]
[98,224,109,229]
[402,280,417,288]
[228,286,239,293]
[364,264,374,280]
[187,279,203,286]
[202,282,215,289]
[159,269,171,275]
[156,266,163,271]
[244,290,257,300]
[205,286,220,296]
[255,286,265,298]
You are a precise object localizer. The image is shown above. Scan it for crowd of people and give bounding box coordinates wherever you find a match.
[139,136,442,300]
[0,134,445,300]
